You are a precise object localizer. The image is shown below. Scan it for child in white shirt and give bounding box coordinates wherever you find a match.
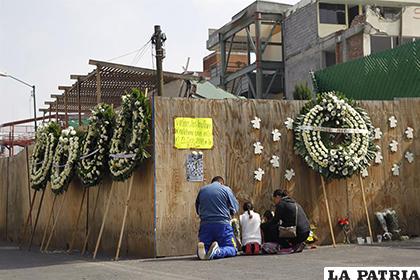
[239,202,262,255]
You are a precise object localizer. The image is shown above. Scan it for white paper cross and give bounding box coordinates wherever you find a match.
[389,140,398,153]
[405,127,414,139]
[270,155,280,168]
[374,128,382,140]
[405,151,414,163]
[389,116,397,128]
[254,168,265,181]
[391,164,400,176]
[272,129,281,142]
[284,118,294,130]
[251,117,261,129]
[361,168,369,178]
[285,169,295,181]
[253,142,264,155]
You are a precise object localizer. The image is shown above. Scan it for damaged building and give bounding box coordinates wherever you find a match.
[204,0,420,99]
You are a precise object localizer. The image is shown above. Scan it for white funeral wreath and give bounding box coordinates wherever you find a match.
[109,88,151,181]
[50,126,80,193]
[77,103,115,187]
[294,92,376,179]
[30,122,61,190]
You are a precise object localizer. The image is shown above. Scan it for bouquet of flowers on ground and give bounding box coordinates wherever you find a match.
[338,217,350,244]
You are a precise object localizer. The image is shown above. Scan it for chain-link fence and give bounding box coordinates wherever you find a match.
[314,40,420,100]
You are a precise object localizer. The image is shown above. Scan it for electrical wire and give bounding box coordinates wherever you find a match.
[132,41,151,65]
[107,38,151,64]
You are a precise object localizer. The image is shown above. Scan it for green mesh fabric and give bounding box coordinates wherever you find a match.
[314,41,420,100]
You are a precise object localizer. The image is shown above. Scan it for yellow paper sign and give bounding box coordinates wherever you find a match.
[174,118,213,149]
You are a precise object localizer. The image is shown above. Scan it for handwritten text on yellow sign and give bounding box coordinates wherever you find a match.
[174,118,213,149]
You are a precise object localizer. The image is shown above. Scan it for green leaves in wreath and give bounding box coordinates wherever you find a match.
[50,126,81,194]
[109,88,151,181]
[294,91,377,180]
[77,103,115,187]
[30,121,61,190]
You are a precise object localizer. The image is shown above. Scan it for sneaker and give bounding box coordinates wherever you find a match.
[197,242,206,260]
[293,242,306,253]
[278,247,294,254]
[206,241,220,260]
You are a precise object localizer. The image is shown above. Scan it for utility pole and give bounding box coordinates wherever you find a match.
[152,25,166,96]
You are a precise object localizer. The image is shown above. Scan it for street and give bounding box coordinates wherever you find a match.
[1,239,419,280]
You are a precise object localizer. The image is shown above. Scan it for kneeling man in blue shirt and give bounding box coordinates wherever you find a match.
[195,176,239,260]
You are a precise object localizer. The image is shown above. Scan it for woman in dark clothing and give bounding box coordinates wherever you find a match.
[272,189,310,252]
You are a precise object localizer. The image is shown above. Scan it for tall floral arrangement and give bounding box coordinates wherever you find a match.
[77,104,115,187]
[109,88,151,181]
[30,122,61,190]
[50,126,80,194]
[294,92,377,179]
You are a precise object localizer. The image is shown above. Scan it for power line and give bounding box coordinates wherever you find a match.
[132,41,151,65]
[107,39,151,63]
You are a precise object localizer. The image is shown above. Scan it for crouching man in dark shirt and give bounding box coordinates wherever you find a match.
[272,189,310,253]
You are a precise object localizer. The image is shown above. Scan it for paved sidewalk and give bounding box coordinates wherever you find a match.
[0,239,419,280]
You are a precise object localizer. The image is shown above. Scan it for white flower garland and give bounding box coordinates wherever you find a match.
[77,104,115,187]
[30,122,61,190]
[109,88,150,181]
[50,126,80,193]
[294,92,376,179]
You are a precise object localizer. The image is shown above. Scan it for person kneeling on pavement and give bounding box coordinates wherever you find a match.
[272,189,310,253]
[195,176,239,260]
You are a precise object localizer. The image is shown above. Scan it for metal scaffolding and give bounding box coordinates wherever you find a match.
[206,1,291,99]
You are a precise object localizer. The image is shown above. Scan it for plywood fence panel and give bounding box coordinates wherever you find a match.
[0,152,154,258]
[154,98,420,256]
[1,97,420,258]
[6,151,31,243]
[0,158,8,239]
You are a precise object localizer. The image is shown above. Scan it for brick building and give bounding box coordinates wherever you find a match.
[204,0,420,99]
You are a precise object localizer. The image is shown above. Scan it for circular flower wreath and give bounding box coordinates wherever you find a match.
[77,104,115,187]
[109,88,151,181]
[30,122,61,190]
[50,126,80,194]
[294,92,377,179]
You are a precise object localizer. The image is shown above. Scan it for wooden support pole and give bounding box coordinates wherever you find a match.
[77,78,82,126]
[359,175,374,242]
[81,186,101,256]
[25,147,33,232]
[28,188,45,251]
[67,188,86,253]
[115,175,135,261]
[321,176,336,248]
[93,184,113,259]
[44,192,68,252]
[40,194,58,251]
[19,191,37,249]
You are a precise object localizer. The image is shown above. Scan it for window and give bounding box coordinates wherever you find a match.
[210,65,218,78]
[370,36,391,54]
[324,51,336,67]
[348,5,359,27]
[378,6,401,20]
[319,3,346,25]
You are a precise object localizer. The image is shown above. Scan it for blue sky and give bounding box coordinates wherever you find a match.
[0,0,298,124]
